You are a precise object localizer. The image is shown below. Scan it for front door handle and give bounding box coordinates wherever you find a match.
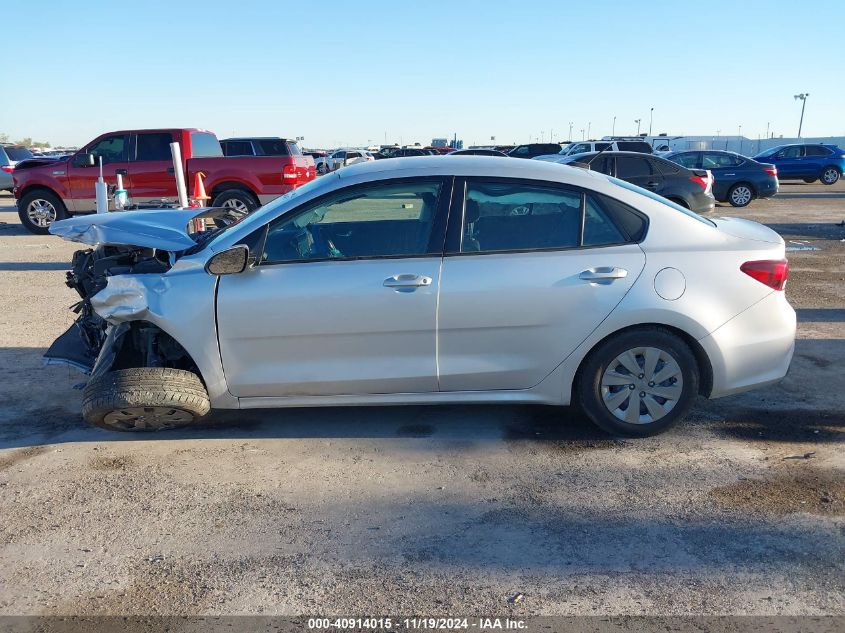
[579,267,628,282]
[645,181,660,188]
[383,274,432,288]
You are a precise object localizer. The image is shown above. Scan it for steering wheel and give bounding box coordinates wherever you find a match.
[509,205,531,216]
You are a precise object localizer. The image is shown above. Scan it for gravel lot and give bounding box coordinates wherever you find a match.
[0,184,843,617]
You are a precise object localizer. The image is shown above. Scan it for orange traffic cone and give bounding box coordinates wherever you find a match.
[192,171,211,206]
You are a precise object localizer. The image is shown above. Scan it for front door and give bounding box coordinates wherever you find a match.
[216,177,450,398]
[774,145,804,178]
[437,178,646,391]
[127,131,179,205]
[66,133,129,212]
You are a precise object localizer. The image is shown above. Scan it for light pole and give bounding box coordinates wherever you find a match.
[581,128,585,140]
[765,121,770,140]
[612,116,616,136]
[649,107,654,136]
[634,119,641,135]
[737,125,742,154]
[568,122,573,141]
[587,122,591,139]
[794,93,809,137]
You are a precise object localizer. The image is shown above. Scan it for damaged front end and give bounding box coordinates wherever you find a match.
[43,245,173,376]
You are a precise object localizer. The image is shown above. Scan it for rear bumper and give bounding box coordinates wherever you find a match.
[699,291,796,399]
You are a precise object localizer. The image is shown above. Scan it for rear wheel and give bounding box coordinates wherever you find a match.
[821,167,840,185]
[211,189,259,215]
[728,183,754,207]
[82,367,210,432]
[18,189,67,234]
[577,328,699,437]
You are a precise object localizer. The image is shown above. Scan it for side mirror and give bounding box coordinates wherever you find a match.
[74,153,96,167]
[205,245,250,275]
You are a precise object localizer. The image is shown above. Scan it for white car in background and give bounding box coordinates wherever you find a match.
[315,148,374,174]
[45,157,795,437]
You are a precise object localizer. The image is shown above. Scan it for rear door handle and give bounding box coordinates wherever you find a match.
[579,267,628,282]
[383,274,432,288]
[645,181,660,188]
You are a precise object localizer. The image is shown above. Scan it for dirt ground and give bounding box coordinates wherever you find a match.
[0,182,843,617]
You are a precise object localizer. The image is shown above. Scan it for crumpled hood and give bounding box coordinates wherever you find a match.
[49,209,204,250]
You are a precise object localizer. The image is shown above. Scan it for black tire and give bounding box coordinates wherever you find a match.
[317,162,329,174]
[727,182,754,207]
[803,178,817,183]
[820,167,840,185]
[17,189,67,235]
[82,367,210,432]
[211,189,259,215]
[576,328,699,437]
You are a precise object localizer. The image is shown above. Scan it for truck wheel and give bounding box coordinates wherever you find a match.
[18,189,67,234]
[82,367,210,432]
[212,189,259,214]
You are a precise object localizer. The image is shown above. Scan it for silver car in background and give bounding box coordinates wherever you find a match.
[0,145,34,192]
[46,157,796,436]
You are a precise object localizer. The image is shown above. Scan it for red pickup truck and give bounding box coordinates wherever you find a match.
[12,128,316,234]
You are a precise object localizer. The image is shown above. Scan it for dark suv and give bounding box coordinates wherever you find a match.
[221,137,303,157]
[508,143,563,159]
[547,151,715,214]
[753,144,844,185]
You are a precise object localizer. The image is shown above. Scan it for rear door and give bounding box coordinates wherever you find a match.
[615,155,663,192]
[126,131,178,205]
[437,178,646,391]
[803,145,830,177]
[66,133,129,212]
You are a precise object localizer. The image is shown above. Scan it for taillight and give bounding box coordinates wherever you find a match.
[764,166,777,177]
[0,165,13,173]
[741,259,789,291]
[689,175,708,190]
[282,163,297,182]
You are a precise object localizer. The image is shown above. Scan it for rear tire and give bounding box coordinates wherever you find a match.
[728,183,754,207]
[211,189,259,215]
[82,368,210,432]
[576,328,699,437]
[821,167,840,185]
[18,189,67,234]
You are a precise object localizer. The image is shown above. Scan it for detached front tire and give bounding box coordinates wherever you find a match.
[577,328,699,437]
[82,368,210,432]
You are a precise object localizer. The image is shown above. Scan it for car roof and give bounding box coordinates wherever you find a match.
[223,137,290,141]
[335,155,606,184]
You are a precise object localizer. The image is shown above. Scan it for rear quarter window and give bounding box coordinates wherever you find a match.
[617,142,652,153]
[255,139,291,156]
[5,147,34,161]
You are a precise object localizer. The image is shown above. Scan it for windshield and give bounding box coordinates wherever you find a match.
[608,176,716,227]
[6,147,34,161]
[754,145,785,158]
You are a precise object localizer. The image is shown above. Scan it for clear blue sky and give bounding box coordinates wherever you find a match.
[3,0,843,148]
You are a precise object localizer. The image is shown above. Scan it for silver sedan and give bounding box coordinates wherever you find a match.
[47,156,796,436]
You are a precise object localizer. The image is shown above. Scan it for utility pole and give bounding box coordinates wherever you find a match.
[765,121,770,140]
[568,122,573,141]
[649,107,654,136]
[612,116,616,136]
[794,93,809,138]
[587,122,591,139]
[635,119,641,135]
[581,128,585,140]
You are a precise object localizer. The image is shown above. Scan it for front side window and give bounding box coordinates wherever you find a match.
[671,153,700,169]
[261,180,443,263]
[87,135,128,164]
[461,181,581,253]
[332,151,346,159]
[779,146,803,159]
[702,152,742,168]
[135,132,174,161]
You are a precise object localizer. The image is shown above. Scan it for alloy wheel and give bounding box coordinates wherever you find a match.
[600,346,684,424]
[822,168,839,185]
[102,406,194,431]
[26,199,58,228]
[730,185,752,206]
[220,198,249,214]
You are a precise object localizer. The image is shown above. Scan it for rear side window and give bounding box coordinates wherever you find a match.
[805,145,832,156]
[702,152,742,168]
[223,141,254,156]
[5,147,33,161]
[584,193,647,244]
[616,156,654,178]
[462,181,581,253]
[655,158,680,175]
[617,142,652,153]
[189,132,223,158]
[287,142,302,156]
[255,139,291,156]
[135,132,173,161]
